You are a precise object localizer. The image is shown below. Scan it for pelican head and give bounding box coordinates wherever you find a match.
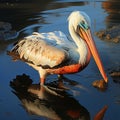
[68,11,91,31]
[68,11,108,83]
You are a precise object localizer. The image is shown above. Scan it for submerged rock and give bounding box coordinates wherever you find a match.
[95,25,120,43]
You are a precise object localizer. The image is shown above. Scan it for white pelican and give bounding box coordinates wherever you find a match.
[8,11,108,89]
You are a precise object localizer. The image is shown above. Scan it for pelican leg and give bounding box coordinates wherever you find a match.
[38,68,48,85]
[57,75,70,90]
[58,74,65,80]
[39,77,63,96]
[58,74,78,86]
[58,74,65,86]
[40,78,45,85]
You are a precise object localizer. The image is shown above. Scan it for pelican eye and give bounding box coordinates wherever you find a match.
[79,21,89,30]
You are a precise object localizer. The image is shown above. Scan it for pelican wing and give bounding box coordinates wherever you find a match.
[9,31,70,68]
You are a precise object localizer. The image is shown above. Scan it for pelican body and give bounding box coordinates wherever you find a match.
[8,11,108,87]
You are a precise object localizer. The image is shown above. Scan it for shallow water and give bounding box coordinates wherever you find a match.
[0,0,120,120]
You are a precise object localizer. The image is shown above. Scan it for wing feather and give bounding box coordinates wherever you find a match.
[9,31,69,68]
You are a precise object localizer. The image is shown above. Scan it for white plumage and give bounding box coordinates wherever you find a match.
[8,11,108,86]
[11,29,88,68]
[14,31,69,68]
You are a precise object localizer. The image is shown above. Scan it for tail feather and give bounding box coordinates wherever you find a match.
[7,39,27,62]
[7,50,20,61]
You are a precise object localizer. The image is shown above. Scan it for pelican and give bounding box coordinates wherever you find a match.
[8,11,108,89]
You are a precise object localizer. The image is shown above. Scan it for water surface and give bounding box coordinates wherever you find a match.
[0,0,120,120]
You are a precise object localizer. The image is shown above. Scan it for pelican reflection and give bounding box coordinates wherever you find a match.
[10,74,90,120]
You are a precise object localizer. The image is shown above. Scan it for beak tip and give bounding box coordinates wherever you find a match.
[104,76,108,83]
[105,77,108,83]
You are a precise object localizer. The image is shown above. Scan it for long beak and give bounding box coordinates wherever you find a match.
[79,28,108,83]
